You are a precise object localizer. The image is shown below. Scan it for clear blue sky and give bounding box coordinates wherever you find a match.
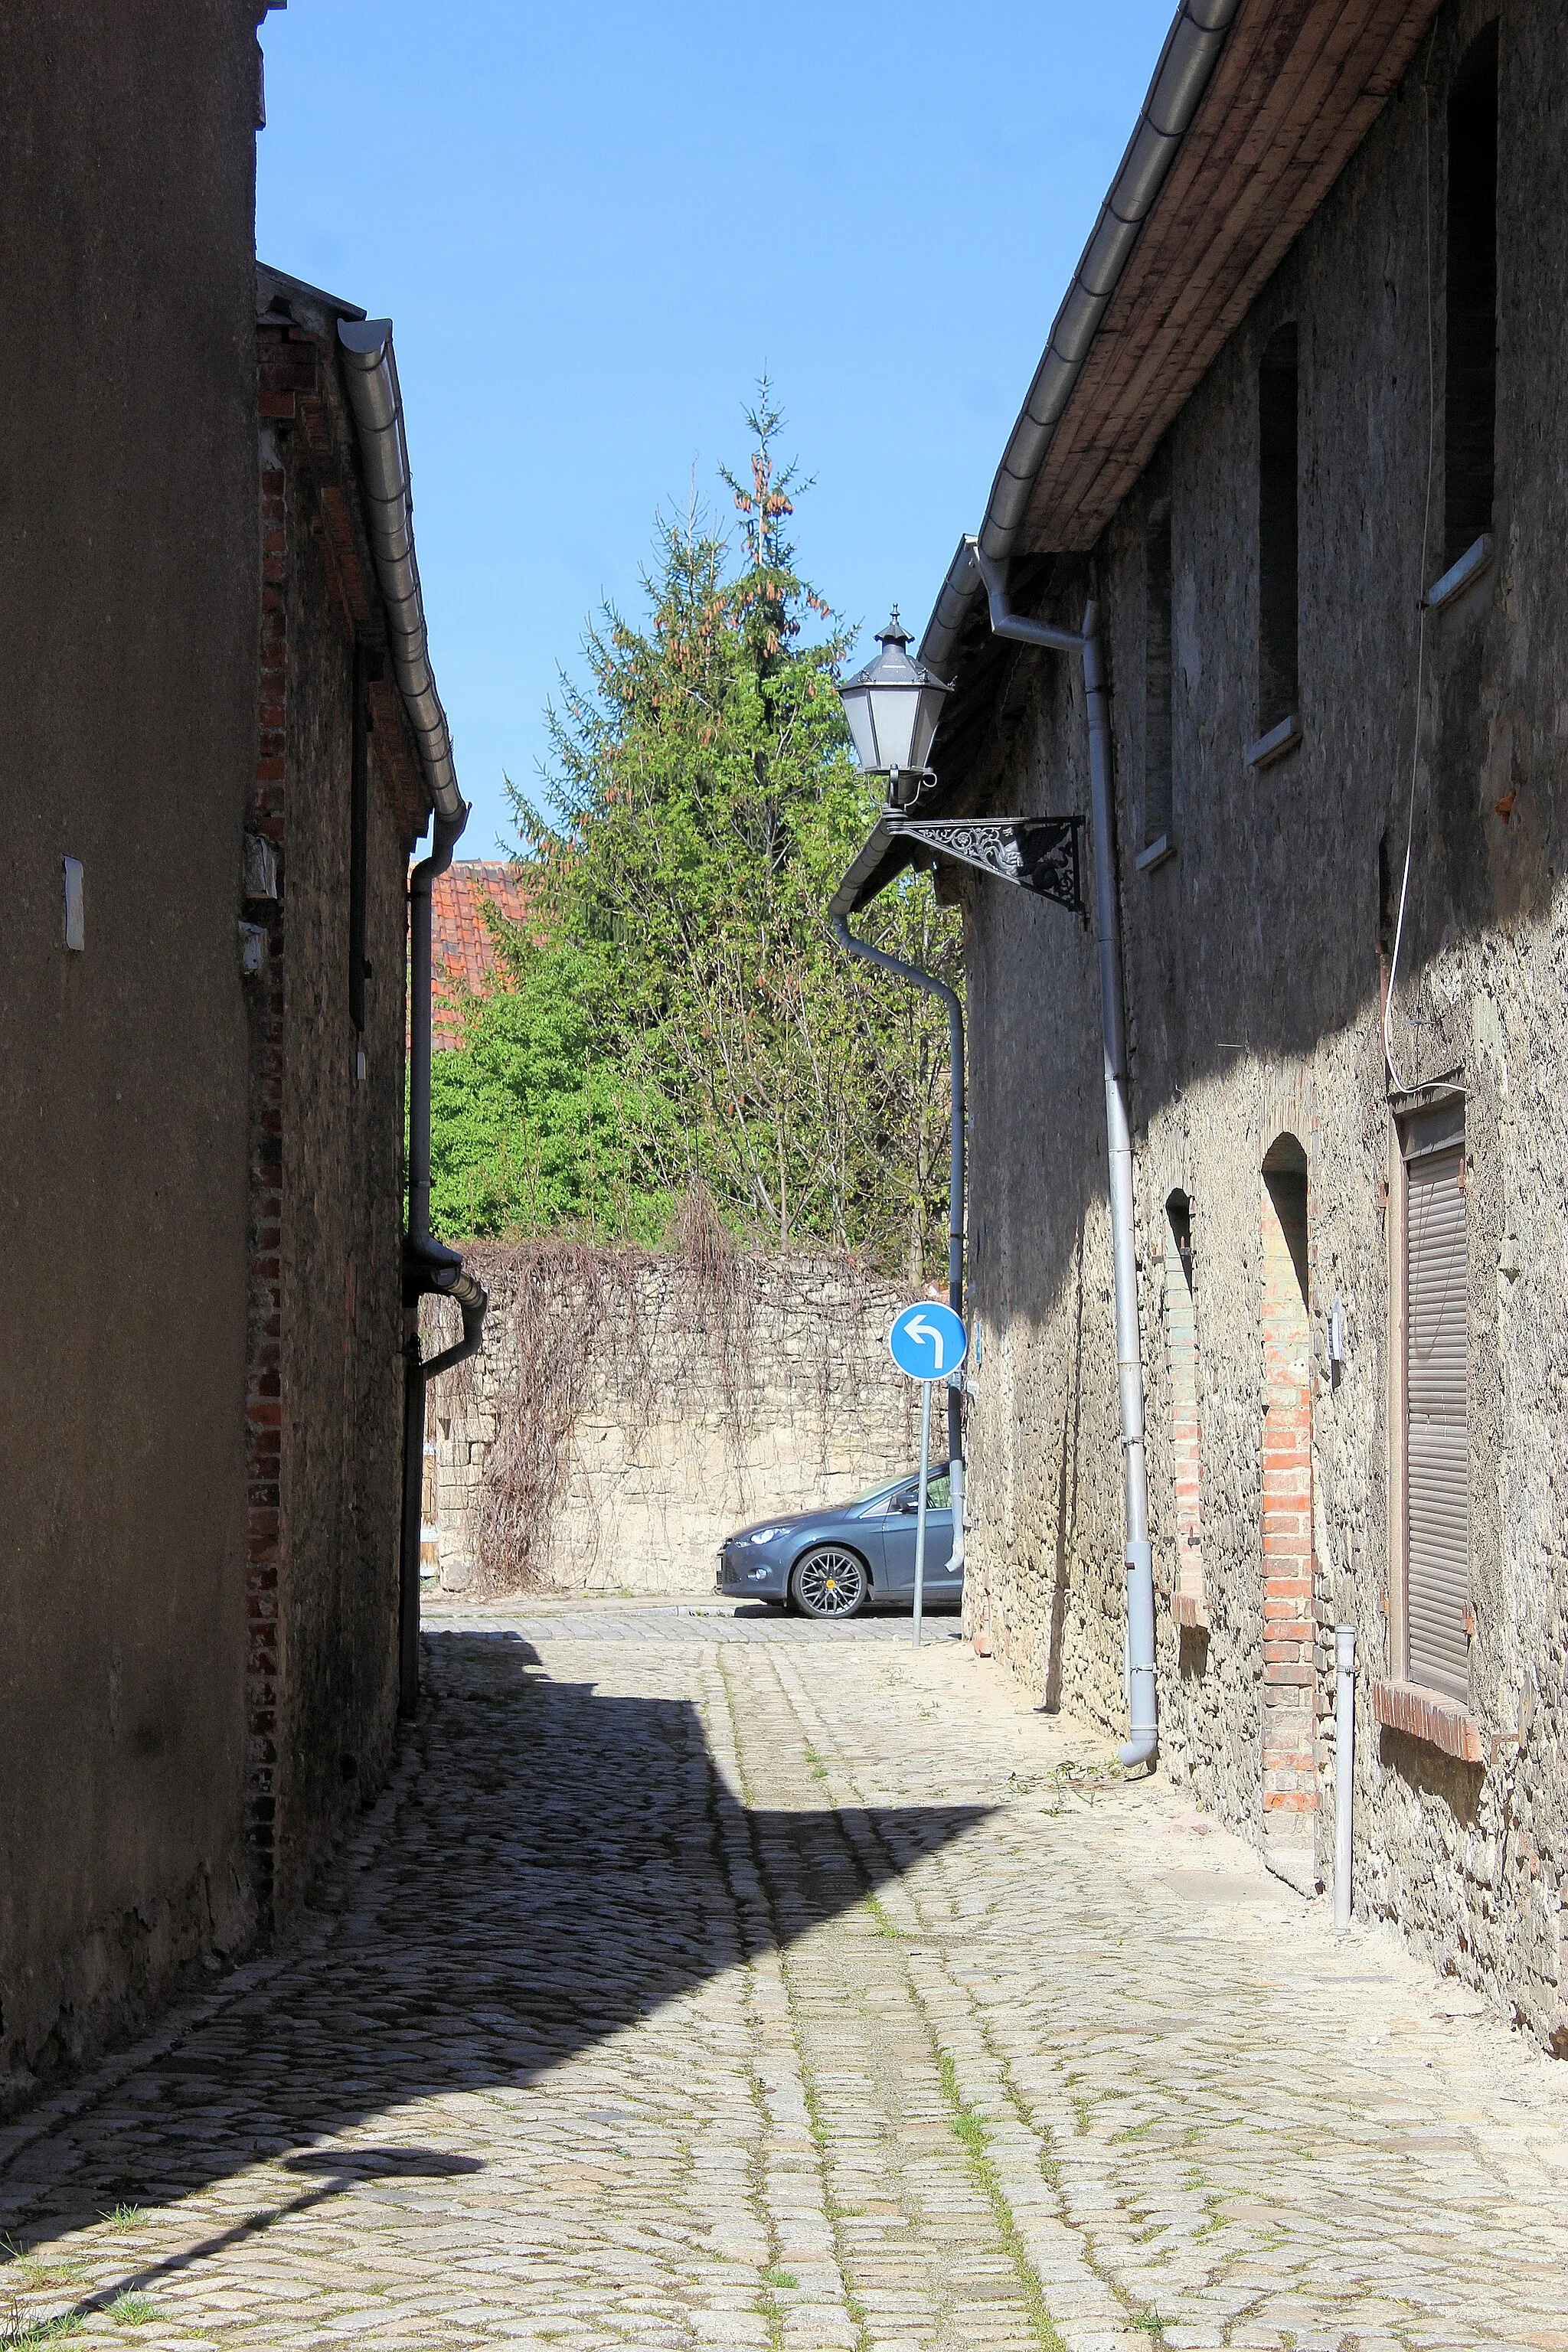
[257,2,1174,856]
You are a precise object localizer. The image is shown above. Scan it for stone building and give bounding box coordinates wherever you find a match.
[0,5,479,2106]
[839,0,1568,2047]
[247,265,479,1926]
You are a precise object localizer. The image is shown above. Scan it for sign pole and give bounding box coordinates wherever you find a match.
[912,1377,931,1651]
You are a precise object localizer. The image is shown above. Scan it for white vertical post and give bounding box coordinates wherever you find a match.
[912,1380,932,1651]
[1334,1623,1356,1933]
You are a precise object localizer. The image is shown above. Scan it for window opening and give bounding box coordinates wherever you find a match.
[1257,325,1299,737]
[1143,498,1174,855]
[1400,1105,1469,1698]
[1444,24,1498,569]
[1164,1191,1205,1628]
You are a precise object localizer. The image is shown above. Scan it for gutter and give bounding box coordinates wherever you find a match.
[920,0,1238,678]
[338,318,487,1717]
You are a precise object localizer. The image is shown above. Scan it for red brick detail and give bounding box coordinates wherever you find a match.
[1260,1156,1316,1830]
[1370,1677,1486,1765]
[245,374,294,1926]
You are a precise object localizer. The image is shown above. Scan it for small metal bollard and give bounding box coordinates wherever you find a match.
[1333,1624,1356,1934]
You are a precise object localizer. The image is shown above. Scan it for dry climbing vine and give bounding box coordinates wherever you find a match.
[422,1188,907,1592]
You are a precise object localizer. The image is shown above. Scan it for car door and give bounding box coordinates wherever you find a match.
[877,1468,954,1597]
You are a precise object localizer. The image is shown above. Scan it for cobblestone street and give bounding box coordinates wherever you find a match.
[1,1602,1563,2350]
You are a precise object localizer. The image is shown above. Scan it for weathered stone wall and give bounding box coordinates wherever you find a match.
[246,283,434,1931]
[959,0,1568,2050]
[429,1251,918,1596]
[0,3,263,2111]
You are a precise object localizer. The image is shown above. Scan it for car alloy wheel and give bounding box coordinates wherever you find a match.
[792,1546,868,1620]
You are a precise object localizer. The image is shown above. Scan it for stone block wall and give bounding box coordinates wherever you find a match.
[957,0,1568,2053]
[425,1247,918,1596]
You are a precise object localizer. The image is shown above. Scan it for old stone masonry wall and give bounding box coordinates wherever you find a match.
[426,1244,917,1596]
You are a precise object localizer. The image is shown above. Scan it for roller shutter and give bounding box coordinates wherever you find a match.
[1405,1142,1468,1698]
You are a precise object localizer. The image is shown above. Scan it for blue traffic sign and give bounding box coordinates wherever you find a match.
[888,1302,968,1382]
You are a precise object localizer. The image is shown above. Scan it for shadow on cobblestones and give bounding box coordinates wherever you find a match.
[0,1628,988,2279]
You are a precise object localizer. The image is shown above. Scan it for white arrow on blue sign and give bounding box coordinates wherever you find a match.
[888,1302,968,1382]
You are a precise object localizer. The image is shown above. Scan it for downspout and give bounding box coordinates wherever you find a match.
[828,907,966,1568]
[338,317,488,1720]
[970,544,1155,1768]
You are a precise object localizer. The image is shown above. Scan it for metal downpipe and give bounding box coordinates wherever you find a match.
[1083,612,1155,1768]
[334,311,486,1717]
[970,547,1155,1767]
[398,805,488,1719]
[830,912,966,1560]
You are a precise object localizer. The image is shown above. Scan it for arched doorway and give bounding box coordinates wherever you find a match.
[1260,1135,1315,1879]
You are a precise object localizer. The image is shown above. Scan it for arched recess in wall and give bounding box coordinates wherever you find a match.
[1260,1135,1315,1869]
[1164,1191,1207,1631]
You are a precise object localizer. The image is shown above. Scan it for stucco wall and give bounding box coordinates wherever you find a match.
[0,5,262,2105]
[959,0,1568,2049]
[429,1252,918,1597]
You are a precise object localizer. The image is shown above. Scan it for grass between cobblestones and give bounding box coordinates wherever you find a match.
[733,1640,1073,2352]
[717,1651,874,2352]
[933,2050,1068,2352]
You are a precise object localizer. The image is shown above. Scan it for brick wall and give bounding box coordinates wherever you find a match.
[1260,1152,1315,1870]
[243,289,430,1929]
[243,443,289,1903]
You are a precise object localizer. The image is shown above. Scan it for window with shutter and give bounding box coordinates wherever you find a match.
[1402,1109,1469,1700]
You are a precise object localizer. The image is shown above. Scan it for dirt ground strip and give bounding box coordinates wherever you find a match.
[0,1598,1562,2350]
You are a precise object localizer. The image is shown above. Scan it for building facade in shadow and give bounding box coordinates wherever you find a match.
[0,5,479,2107]
[841,0,1568,2050]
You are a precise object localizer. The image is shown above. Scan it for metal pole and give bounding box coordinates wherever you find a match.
[1334,1624,1357,1933]
[829,910,965,1582]
[913,1380,932,1651]
[968,544,1156,1769]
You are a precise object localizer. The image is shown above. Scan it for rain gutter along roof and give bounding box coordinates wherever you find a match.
[256,263,462,826]
[920,0,1240,680]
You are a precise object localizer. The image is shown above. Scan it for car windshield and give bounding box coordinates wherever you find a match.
[847,1465,949,1509]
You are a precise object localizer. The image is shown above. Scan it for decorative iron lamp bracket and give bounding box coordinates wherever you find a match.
[882,813,1084,916]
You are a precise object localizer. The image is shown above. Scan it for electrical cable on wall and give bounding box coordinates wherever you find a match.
[1381,38,1439,1100]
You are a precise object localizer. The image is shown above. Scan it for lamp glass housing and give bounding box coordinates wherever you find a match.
[837,612,951,783]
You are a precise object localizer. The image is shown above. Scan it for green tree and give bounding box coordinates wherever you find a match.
[433,387,963,1276]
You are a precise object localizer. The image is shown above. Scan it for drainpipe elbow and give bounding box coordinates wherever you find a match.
[1119,1723,1158,1771]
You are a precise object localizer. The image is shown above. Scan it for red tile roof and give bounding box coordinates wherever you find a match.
[430,861,534,1047]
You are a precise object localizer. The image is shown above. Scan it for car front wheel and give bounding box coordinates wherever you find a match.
[791,1546,868,1621]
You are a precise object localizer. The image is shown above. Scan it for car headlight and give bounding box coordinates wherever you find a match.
[749,1526,788,1546]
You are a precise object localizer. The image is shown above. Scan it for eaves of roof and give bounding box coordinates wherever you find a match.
[872,0,1441,877]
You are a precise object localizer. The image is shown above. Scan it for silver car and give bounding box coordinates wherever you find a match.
[715,1465,960,1620]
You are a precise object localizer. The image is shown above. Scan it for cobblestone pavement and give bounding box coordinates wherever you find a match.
[1,1599,1564,2350]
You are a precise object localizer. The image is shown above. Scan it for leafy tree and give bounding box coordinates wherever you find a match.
[431,387,963,1277]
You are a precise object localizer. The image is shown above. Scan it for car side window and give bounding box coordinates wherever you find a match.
[926,1472,952,1510]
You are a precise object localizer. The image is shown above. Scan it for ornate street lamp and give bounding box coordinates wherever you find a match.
[835,601,1083,913]
[837,610,952,809]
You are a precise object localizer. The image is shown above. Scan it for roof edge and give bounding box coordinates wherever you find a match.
[919,0,1240,675]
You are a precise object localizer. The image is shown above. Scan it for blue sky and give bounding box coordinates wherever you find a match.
[257,3,1174,856]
